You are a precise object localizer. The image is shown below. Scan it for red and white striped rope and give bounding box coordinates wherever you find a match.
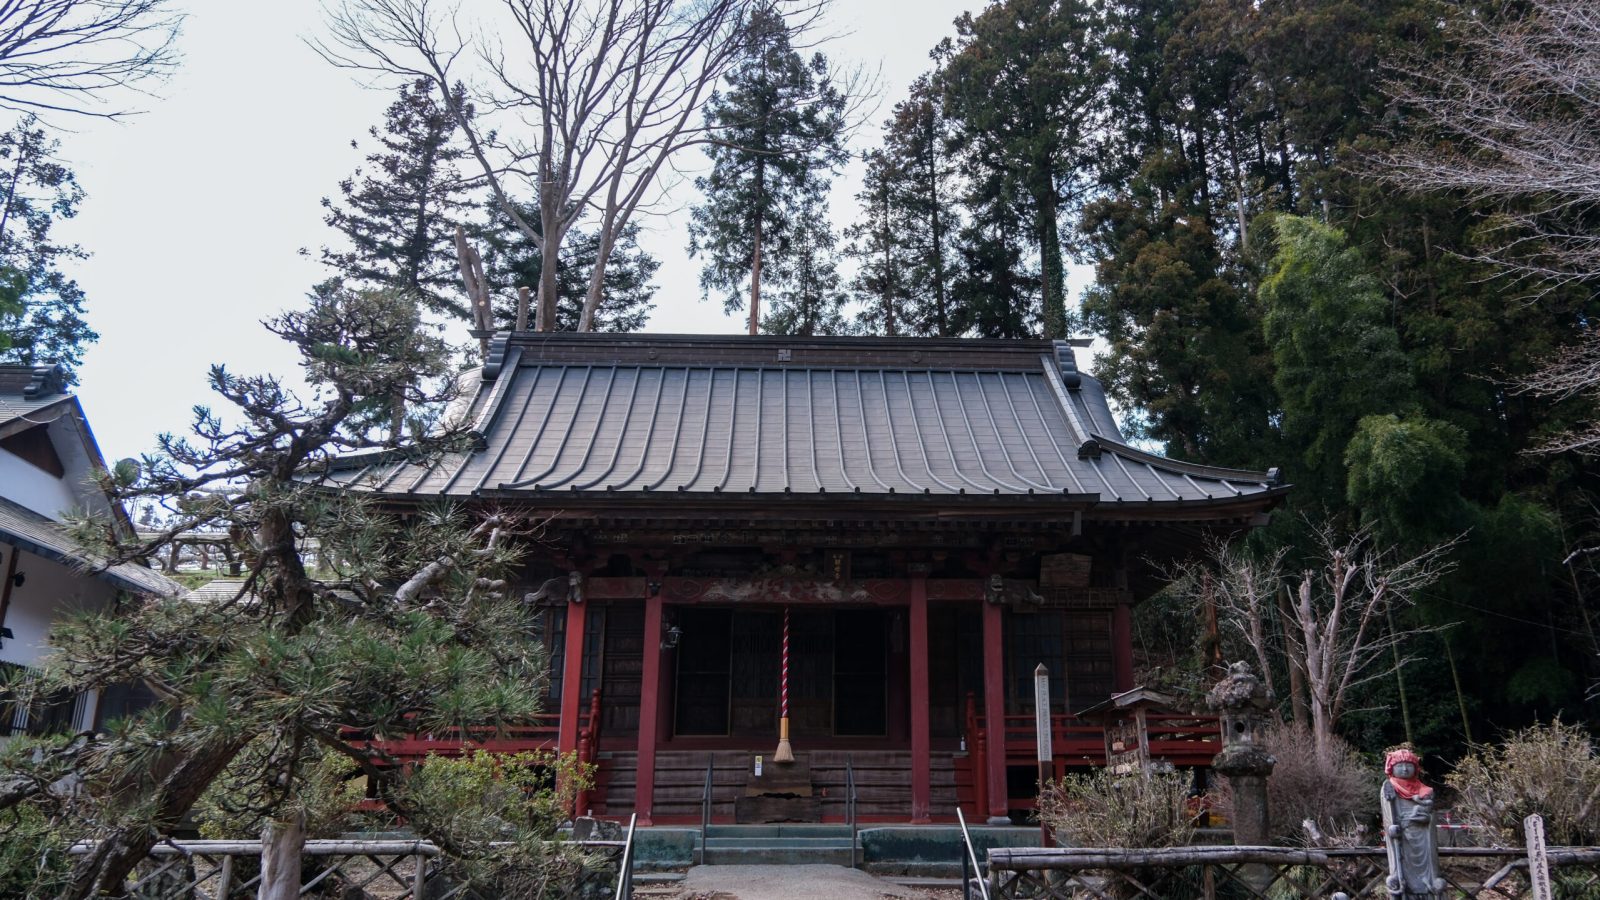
[780,607,790,719]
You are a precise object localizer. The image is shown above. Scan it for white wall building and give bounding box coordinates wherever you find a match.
[0,363,179,739]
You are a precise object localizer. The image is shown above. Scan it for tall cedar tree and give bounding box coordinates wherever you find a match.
[320,79,475,319]
[883,76,958,336]
[937,0,1102,340]
[478,202,658,333]
[688,3,847,332]
[0,285,565,899]
[0,118,95,381]
[848,76,960,337]
[846,149,909,336]
[763,195,848,335]
[950,175,1041,340]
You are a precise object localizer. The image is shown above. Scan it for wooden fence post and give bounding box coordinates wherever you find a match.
[215,854,234,899]
[1525,813,1552,900]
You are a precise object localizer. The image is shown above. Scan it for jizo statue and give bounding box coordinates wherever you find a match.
[1381,747,1445,899]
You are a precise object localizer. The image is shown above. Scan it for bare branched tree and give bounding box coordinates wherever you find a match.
[1376,0,1600,452]
[1377,0,1600,294]
[1177,526,1458,762]
[0,0,184,120]
[317,0,804,332]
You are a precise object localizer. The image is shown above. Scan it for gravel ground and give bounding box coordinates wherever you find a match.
[672,864,947,900]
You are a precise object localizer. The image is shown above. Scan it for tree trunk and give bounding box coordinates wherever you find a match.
[1278,584,1308,729]
[258,810,307,900]
[748,217,763,336]
[928,147,949,336]
[537,174,561,332]
[1034,185,1067,339]
[579,220,620,333]
[61,737,251,900]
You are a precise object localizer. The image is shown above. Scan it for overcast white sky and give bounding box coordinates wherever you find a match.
[53,1,1092,461]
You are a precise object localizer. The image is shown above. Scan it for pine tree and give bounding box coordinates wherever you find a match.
[0,286,569,898]
[848,78,960,338]
[319,79,476,319]
[0,118,96,381]
[687,3,848,333]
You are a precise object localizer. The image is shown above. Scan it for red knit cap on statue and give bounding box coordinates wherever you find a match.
[1384,747,1433,801]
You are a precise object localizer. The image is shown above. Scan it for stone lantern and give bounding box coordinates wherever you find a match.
[1208,661,1275,846]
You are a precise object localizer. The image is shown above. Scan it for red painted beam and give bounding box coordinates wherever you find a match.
[558,602,588,759]
[908,574,930,823]
[981,599,1008,823]
[635,594,664,826]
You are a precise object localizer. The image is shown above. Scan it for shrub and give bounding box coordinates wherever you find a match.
[0,804,70,899]
[395,750,599,897]
[1211,721,1377,845]
[1447,719,1600,846]
[1037,768,1202,848]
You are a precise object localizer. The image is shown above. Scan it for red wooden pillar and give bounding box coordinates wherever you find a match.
[1112,603,1134,692]
[909,572,931,823]
[558,600,588,759]
[981,598,1009,823]
[635,594,664,825]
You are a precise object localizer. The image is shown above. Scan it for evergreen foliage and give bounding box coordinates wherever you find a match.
[763,195,848,335]
[847,78,960,337]
[936,0,1102,339]
[478,204,658,333]
[319,79,475,319]
[0,118,95,380]
[0,286,567,898]
[688,3,847,329]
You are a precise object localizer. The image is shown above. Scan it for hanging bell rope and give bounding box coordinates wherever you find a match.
[774,606,794,763]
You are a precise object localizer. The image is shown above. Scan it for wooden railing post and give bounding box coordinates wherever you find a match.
[575,689,602,817]
[587,689,603,744]
[967,692,988,820]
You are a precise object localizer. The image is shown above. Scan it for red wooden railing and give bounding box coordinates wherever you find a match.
[957,695,1223,815]
[344,691,603,765]
[989,710,1221,769]
[343,691,606,817]
[573,689,602,817]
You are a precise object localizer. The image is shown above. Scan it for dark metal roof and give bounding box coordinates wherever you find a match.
[0,496,182,597]
[321,334,1283,508]
[0,364,73,434]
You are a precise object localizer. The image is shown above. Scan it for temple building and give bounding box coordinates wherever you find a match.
[323,333,1286,825]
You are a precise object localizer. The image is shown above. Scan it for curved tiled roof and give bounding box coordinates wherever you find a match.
[320,334,1283,509]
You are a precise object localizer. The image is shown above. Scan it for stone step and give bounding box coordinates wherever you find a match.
[705,836,854,849]
[700,845,856,866]
[705,824,852,838]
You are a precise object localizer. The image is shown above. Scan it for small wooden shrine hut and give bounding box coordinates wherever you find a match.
[321,333,1286,824]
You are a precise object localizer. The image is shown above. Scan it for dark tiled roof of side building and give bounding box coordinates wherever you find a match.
[0,363,74,432]
[0,495,181,597]
[318,333,1286,511]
